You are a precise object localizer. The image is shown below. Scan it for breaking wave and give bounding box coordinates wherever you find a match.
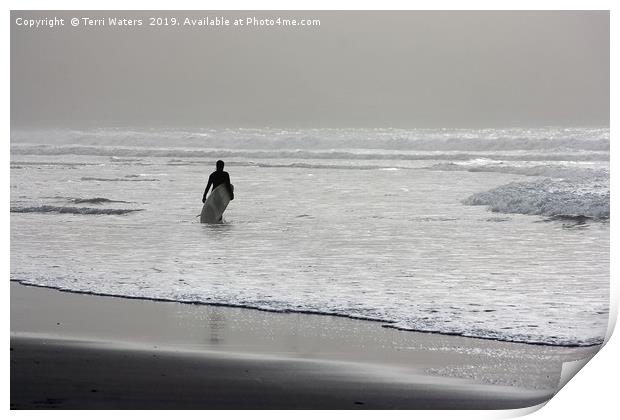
[10,144,610,163]
[463,180,610,220]
[11,127,610,152]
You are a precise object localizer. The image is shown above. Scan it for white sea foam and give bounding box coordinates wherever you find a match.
[463,179,609,219]
[430,159,609,220]
[10,144,610,163]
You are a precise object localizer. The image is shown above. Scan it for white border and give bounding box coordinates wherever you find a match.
[4,1,616,420]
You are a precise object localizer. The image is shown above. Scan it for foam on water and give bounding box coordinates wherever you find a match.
[427,157,609,221]
[10,143,610,163]
[463,180,609,220]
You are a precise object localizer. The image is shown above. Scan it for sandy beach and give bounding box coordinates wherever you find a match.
[10,282,599,409]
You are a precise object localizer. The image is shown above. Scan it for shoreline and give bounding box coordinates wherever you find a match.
[11,282,600,409]
[10,279,601,349]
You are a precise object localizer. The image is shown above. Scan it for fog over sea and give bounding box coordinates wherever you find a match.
[10,127,609,346]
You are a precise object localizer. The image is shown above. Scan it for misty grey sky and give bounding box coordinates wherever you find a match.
[11,11,609,128]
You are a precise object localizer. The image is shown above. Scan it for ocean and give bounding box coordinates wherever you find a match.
[10,127,609,347]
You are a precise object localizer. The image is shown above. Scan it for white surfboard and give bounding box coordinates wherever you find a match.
[200,184,233,223]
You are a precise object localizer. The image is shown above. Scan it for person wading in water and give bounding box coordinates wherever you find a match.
[202,160,234,203]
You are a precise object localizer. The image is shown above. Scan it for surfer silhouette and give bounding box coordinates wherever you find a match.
[202,160,234,203]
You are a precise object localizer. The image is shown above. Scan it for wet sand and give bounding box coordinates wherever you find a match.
[10,282,599,409]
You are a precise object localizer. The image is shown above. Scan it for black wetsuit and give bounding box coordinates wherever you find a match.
[203,170,233,202]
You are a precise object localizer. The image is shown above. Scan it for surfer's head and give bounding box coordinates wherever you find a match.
[216,160,225,171]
